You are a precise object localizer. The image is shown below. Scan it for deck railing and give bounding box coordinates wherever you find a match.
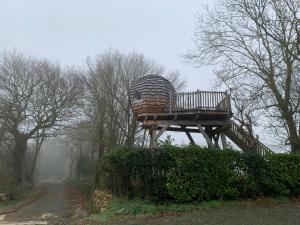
[169,90,231,113]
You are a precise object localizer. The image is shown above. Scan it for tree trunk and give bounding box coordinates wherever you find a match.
[12,133,28,184]
[25,133,46,184]
[94,142,105,185]
[26,149,39,184]
[284,112,300,153]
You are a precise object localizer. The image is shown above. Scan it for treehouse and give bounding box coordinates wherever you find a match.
[130,74,273,156]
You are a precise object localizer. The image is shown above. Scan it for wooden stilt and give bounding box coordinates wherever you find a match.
[221,132,227,149]
[149,127,154,149]
[142,129,146,148]
[213,133,220,148]
[196,124,214,148]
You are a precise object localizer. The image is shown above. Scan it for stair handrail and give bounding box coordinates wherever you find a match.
[227,120,273,156]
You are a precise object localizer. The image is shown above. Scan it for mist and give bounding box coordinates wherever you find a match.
[34,140,70,183]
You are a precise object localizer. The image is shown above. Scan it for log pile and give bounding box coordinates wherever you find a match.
[93,190,114,212]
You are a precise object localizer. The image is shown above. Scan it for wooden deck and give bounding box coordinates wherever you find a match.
[137,90,232,122]
[137,90,273,156]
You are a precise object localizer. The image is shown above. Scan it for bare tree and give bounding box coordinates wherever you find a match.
[187,0,300,153]
[25,129,47,183]
[84,50,163,153]
[165,70,186,91]
[0,51,84,183]
[60,120,96,179]
[84,49,184,183]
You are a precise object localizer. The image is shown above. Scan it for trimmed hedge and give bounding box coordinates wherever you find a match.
[101,147,174,200]
[101,145,300,202]
[167,147,245,201]
[263,154,300,196]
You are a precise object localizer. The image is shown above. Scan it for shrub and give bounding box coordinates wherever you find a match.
[166,146,251,201]
[263,153,300,196]
[101,147,174,200]
[101,145,300,202]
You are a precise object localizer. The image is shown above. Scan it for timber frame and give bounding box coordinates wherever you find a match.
[142,113,230,149]
[137,90,232,149]
[136,90,273,156]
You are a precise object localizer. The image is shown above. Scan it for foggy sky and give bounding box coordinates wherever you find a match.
[0,0,278,150]
[0,0,214,90]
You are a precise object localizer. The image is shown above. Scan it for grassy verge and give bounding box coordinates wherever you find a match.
[90,196,295,222]
[0,200,19,211]
[90,199,232,222]
[0,185,46,214]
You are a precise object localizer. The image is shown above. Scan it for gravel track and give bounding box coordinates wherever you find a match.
[1,183,71,224]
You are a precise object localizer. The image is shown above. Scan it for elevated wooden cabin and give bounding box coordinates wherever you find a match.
[131,74,176,114]
[130,75,273,156]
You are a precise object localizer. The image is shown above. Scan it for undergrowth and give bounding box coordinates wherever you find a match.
[90,199,231,222]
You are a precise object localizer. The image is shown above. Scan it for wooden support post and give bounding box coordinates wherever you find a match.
[196,124,214,148]
[152,129,157,148]
[149,127,154,149]
[150,124,170,149]
[185,131,195,145]
[141,129,146,148]
[213,133,220,149]
[221,132,227,149]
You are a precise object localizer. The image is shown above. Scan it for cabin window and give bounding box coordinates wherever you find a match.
[133,91,142,101]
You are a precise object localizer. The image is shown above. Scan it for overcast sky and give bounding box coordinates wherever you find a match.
[0,0,279,150]
[0,0,215,91]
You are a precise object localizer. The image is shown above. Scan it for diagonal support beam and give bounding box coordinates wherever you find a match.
[185,131,195,145]
[196,124,214,148]
[155,124,170,140]
[152,124,170,148]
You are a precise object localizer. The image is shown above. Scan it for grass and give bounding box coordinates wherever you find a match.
[90,196,297,222]
[0,184,46,213]
[0,200,19,211]
[90,199,231,222]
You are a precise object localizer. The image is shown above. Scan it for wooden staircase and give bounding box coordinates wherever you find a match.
[225,120,273,156]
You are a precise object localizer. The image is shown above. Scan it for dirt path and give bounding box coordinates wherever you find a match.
[0,183,71,225]
[2,183,300,225]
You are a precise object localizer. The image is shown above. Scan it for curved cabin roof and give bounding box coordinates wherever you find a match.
[130,74,176,114]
